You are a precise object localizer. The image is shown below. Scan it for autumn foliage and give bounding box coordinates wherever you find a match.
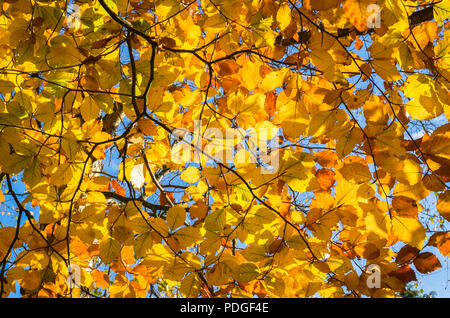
[0,0,449,298]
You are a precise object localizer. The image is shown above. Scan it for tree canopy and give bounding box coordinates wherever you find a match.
[0,0,449,298]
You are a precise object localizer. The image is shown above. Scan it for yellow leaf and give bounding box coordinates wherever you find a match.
[134,231,153,259]
[202,14,227,33]
[155,0,179,20]
[166,205,186,231]
[369,43,402,82]
[260,69,287,91]
[335,179,359,206]
[404,74,443,120]
[398,158,422,186]
[365,207,390,240]
[264,275,286,297]
[336,127,363,158]
[204,208,226,234]
[141,244,173,268]
[276,3,291,31]
[173,226,201,249]
[237,263,260,283]
[392,216,425,249]
[338,162,372,184]
[180,272,200,297]
[180,166,200,184]
[99,234,121,264]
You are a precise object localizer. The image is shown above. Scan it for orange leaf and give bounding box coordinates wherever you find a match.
[315,150,338,169]
[343,0,370,33]
[413,252,442,274]
[217,60,239,77]
[428,232,450,257]
[138,118,157,136]
[121,245,135,265]
[70,238,90,258]
[159,192,174,206]
[91,269,109,289]
[264,91,277,118]
[315,168,335,191]
[221,77,240,91]
[355,36,363,50]
[111,179,126,197]
[190,200,208,220]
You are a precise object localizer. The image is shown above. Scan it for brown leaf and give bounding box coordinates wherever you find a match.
[159,192,174,206]
[20,270,42,292]
[167,236,181,253]
[268,239,284,254]
[395,244,419,265]
[190,200,208,220]
[313,261,331,274]
[306,207,322,227]
[392,196,418,218]
[81,75,99,91]
[92,38,111,50]
[360,242,380,260]
[389,265,417,283]
[32,17,44,28]
[284,52,304,65]
[428,232,450,257]
[413,252,442,274]
[159,36,176,48]
[217,60,240,77]
[437,191,450,221]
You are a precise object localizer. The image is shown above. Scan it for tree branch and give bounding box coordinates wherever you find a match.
[276,5,436,46]
[102,191,169,212]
